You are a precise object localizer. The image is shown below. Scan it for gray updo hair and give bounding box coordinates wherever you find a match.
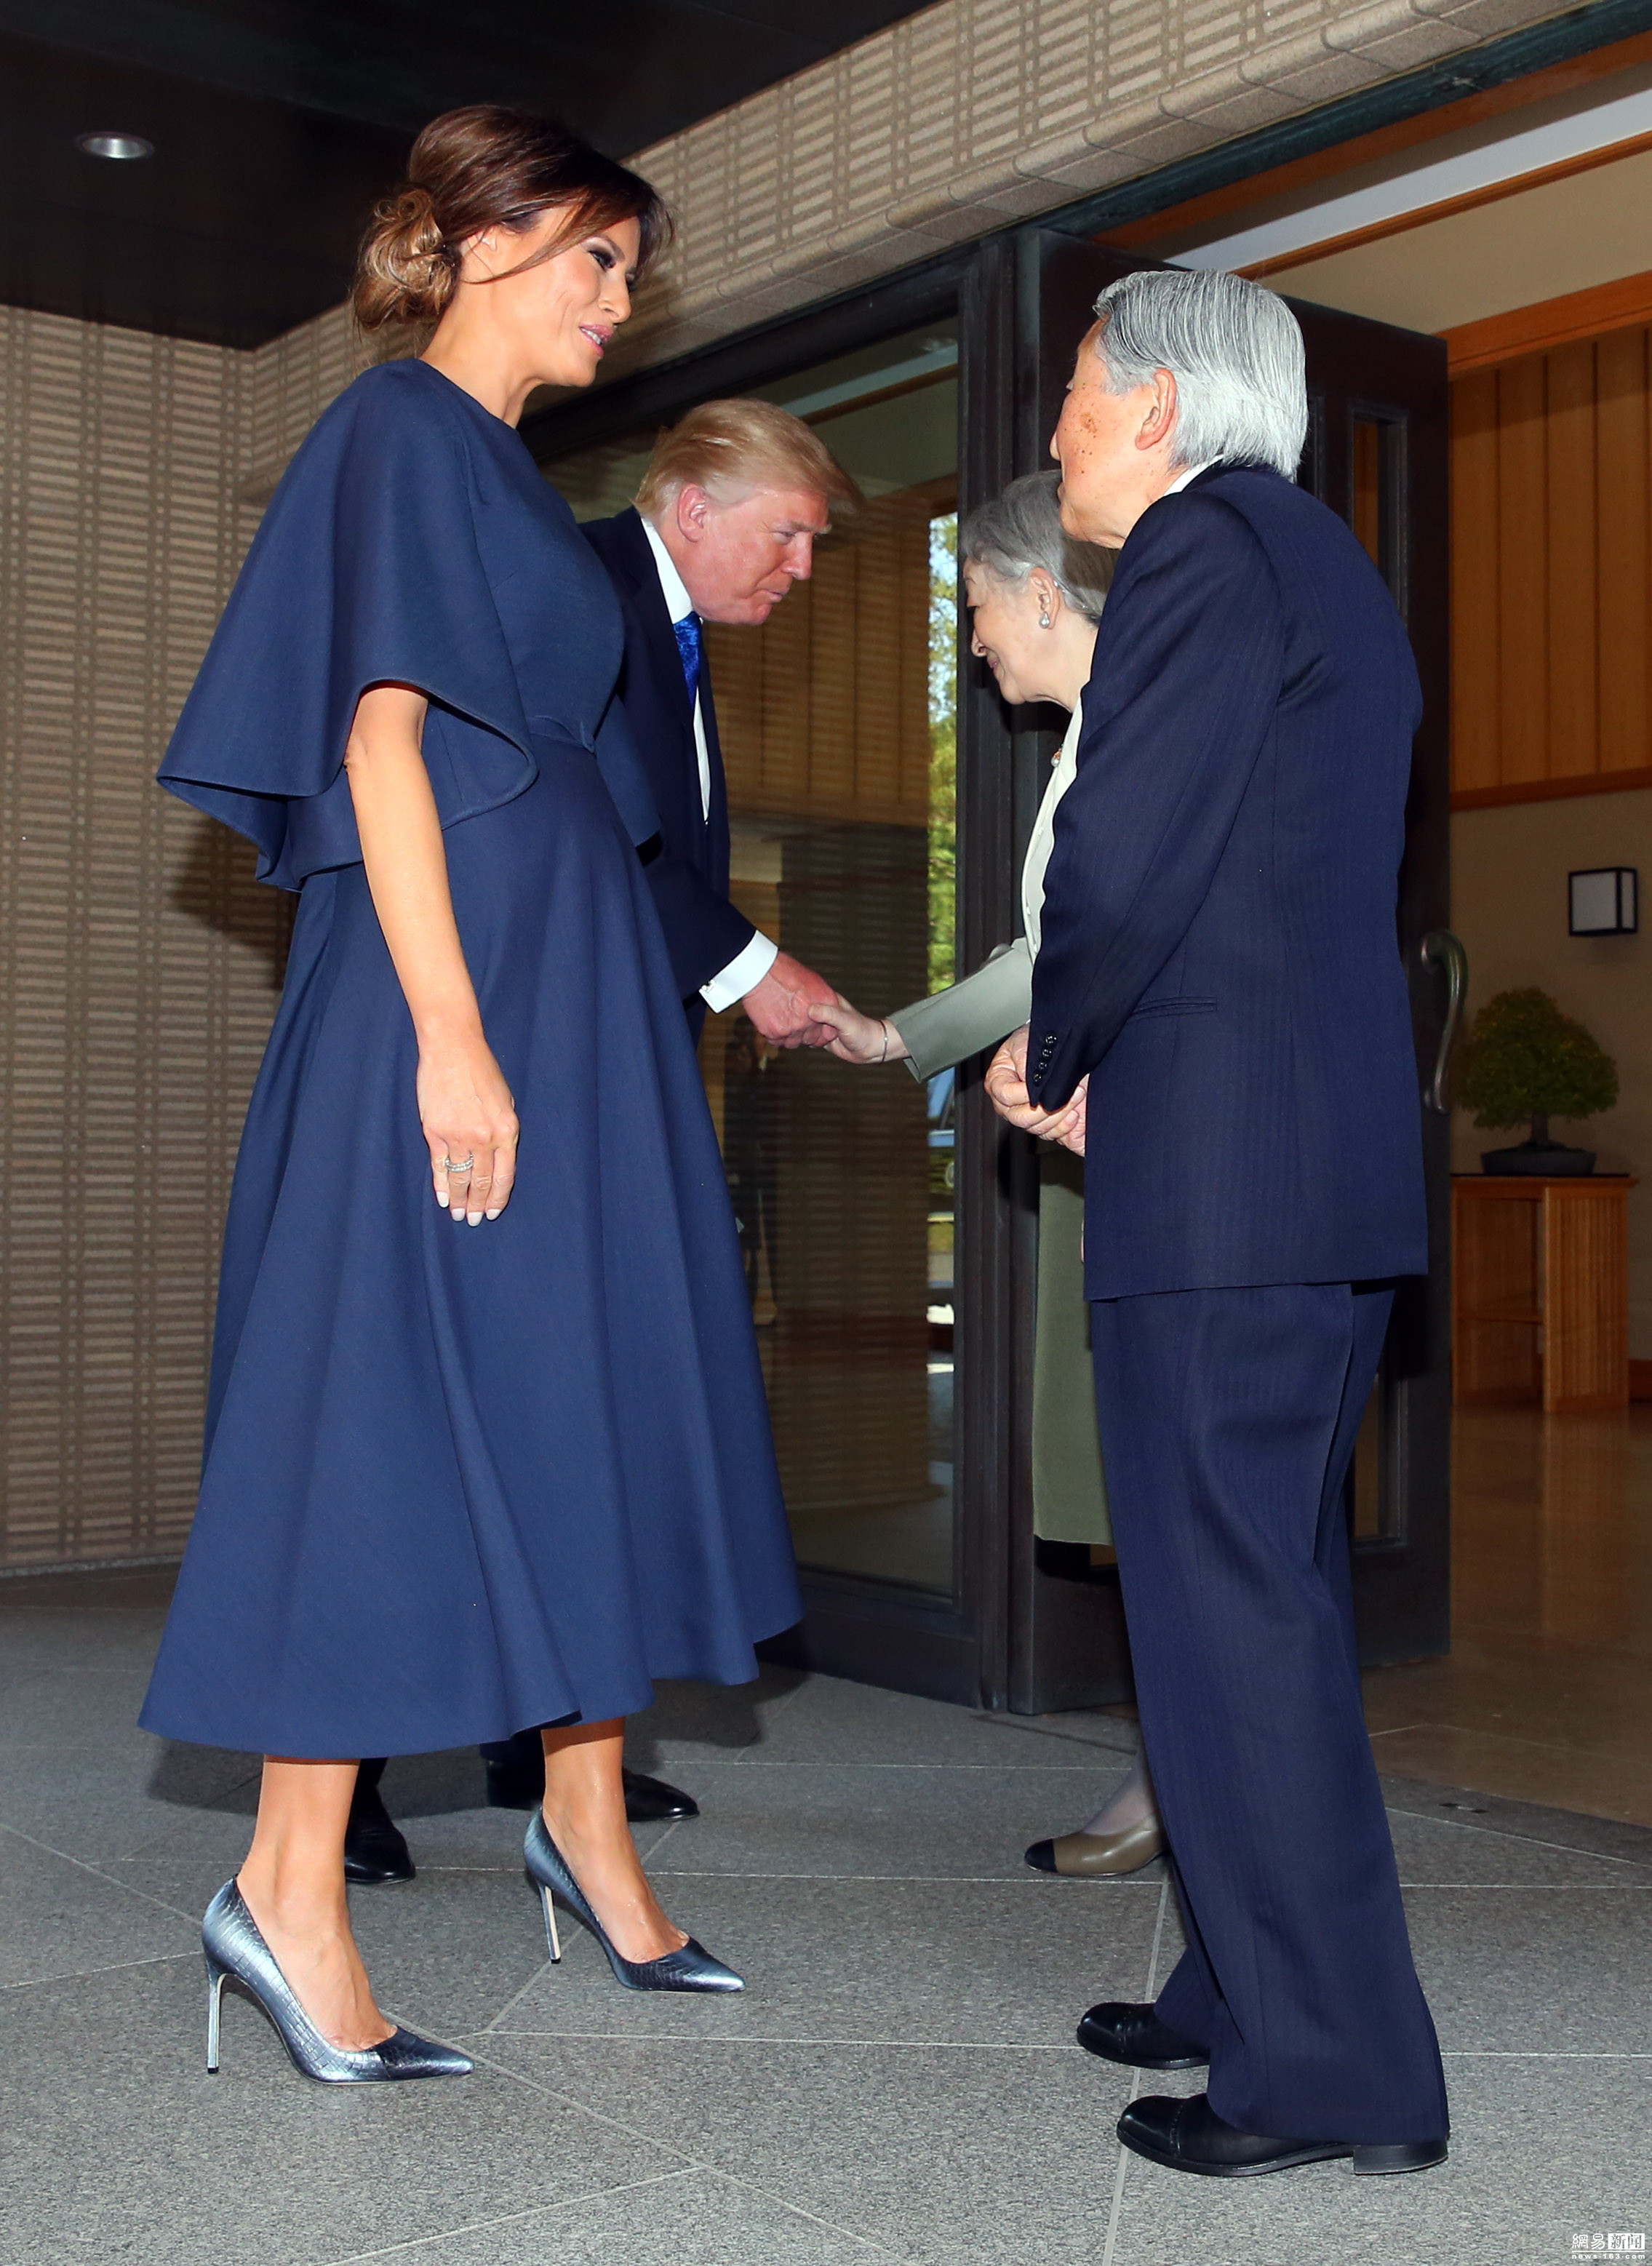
[959,471,1115,618]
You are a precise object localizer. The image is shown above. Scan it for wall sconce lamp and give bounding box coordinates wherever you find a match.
[1568,868,1638,935]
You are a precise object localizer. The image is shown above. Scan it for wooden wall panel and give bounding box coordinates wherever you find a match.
[1595,327,1651,779]
[1544,341,1597,780]
[1451,324,1652,799]
[0,302,359,1571]
[1494,356,1549,787]
[1451,370,1501,796]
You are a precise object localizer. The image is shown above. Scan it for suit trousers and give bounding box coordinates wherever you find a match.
[1090,1282,1448,2142]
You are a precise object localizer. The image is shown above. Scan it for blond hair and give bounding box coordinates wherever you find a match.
[635,399,861,520]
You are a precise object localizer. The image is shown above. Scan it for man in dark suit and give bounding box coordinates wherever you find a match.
[344,403,858,1883]
[585,398,861,1045]
[991,269,1448,2176]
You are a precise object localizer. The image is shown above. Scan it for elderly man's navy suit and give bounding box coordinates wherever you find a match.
[1029,463,1447,2144]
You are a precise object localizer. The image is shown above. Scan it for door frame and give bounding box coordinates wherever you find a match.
[967,231,1456,1713]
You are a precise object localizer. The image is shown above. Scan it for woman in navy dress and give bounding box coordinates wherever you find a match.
[141,107,799,2081]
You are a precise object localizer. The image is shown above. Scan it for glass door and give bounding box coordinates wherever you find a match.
[535,299,987,1697]
[697,326,961,1596]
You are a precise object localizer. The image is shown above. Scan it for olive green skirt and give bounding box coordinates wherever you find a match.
[1031,1145,1110,1546]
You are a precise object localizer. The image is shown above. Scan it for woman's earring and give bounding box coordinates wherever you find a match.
[1039,609,1051,628]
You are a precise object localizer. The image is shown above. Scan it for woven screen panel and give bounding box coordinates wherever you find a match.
[0,303,354,1569]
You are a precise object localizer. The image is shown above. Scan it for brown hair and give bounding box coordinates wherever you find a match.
[354,105,671,332]
[635,400,862,521]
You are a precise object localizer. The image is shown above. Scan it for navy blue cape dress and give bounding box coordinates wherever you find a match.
[140,359,800,1759]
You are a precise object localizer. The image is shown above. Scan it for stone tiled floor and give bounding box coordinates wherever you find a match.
[1362,1405,1652,1827]
[3,1567,1649,2265]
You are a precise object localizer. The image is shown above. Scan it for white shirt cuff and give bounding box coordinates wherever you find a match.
[701,930,778,1013]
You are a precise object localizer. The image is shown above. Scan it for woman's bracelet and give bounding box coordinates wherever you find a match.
[877,1019,891,1065]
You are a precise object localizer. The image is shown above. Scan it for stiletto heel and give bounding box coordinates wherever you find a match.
[523,1811,742,1993]
[540,1884,562,1963]
[200,1880,473,2083]
[205,1955,226,2073]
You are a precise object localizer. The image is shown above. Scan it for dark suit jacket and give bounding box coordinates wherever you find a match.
[1027,464,1427,1301]
[582,508,756,1018]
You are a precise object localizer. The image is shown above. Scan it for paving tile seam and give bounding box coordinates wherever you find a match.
[1101,1875,1173,2266]
[0,1819,203,1927]
[475,2030,1092,2051]
[693,1759,1120,1771]
[681,2168,911,2262]
[474,1950,557,2035]
[1397,1880,1652,1891]
[407,1863,519,1874]
[644,1870,1163,1886]
[727,1678,812,1764]
[1373,1715,1646,1758]
[1381,1805,1652,1869]
[964,1714,1140,1749]
[0,1948,196,1994]
[305,2167,703,2266]
[646,1816,687,1865]
[436,2036,717,2166]
[452,2040,909,2260]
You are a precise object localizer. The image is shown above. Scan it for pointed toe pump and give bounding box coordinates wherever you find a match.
[201,1882,473,2083]
[523,1811,743,1993]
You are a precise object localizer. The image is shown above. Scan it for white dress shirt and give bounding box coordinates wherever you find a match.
[1165,459,1215,495]
[639,516,779,1012]
[1020,698,1085,960]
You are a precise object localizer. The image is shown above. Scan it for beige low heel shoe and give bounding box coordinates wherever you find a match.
[1024,1816,1165,1877]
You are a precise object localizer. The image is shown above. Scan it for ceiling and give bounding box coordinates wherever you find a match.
[1250,143,1652,338]
[0,2,938,349]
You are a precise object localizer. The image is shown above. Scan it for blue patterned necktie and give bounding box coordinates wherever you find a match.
[674,611,703,708]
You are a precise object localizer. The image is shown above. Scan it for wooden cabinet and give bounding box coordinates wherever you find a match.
[1453,1176,1635,1412]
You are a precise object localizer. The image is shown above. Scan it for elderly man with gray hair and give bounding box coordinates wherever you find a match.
[991,269,1448,2177]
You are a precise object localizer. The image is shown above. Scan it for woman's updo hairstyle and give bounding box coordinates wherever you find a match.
[354,105,671,332]
[959,470,1116,619]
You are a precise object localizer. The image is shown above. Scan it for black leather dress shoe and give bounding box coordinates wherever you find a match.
[1118,2092,1448,2178]
[343,1781,415,1886]
[620,1768,699,1824]
[483,1750,699,1825]
[1077,2000,1208,2070]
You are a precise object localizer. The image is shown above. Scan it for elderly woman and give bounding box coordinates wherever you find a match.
[811,471,1161,1877]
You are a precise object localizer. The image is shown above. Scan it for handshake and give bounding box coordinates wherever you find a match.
[747,958,1087,1157]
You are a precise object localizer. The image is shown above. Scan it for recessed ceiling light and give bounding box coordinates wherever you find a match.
[76,132,154,161]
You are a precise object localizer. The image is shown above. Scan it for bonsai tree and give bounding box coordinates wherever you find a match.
[1459,987,1619,1146]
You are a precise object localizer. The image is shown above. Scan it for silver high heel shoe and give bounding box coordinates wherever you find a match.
[524,1811,743,1992]
[202,1880,473,2082]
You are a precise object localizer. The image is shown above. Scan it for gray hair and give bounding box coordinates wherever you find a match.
[959,471,1115,618]
[1091,270,1307,480]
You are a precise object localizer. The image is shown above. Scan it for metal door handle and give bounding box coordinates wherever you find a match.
[1418,929,1467,1113]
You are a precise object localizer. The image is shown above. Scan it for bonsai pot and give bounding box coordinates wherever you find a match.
[1481,1141,1596,1176]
